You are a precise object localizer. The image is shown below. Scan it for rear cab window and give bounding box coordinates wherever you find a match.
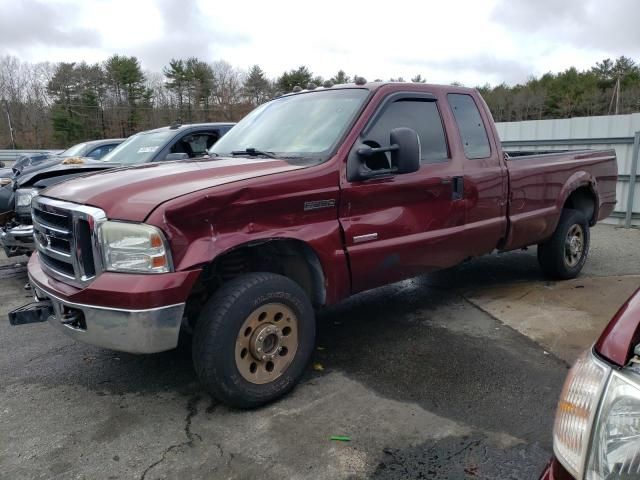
[447,94,491,159]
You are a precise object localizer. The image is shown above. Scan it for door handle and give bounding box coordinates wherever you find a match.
[452,176,464,200]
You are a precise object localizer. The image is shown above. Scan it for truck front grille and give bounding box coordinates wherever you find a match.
[31,196,106,287]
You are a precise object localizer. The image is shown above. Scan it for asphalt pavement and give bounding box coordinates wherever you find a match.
[1,223,638,480]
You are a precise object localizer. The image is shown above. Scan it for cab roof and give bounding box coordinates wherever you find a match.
[143,122,236,134]
[277,81,478,98]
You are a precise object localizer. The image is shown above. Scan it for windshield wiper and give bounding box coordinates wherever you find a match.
[230,148,277,159]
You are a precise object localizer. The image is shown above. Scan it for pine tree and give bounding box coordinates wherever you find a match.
[277,66,313,92]
[330,70,350,84]
[244,65,271,105]
[104,55,147,136]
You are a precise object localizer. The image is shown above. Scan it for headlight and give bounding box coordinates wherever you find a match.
[586,372,640,478]
[553,350,610,478]
[99,221,172,273]
[0,177,12,187]
[15,188,39,209]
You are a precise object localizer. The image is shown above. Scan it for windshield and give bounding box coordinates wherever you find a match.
[60,142,88,157]
[210,88,368,161]
[100,130,176,164]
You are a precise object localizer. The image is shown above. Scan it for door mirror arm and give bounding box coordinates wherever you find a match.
[356,144,399,157]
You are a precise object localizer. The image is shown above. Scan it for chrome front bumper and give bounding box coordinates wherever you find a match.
[31,279,185,354]
[0,224,34,256]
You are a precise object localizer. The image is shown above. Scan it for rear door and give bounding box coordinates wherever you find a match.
[447,93,508,255]
[340,92,467,294]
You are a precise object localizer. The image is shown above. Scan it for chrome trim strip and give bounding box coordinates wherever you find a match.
[353,233,378,244]
[31,276,185,314]
[31,217,70,235]
[36,208,67,219]
[34,239,71,260]
[5,224,34,236]
[37,258,76,281]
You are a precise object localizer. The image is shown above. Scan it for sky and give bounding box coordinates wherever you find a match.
[1,0,639,87]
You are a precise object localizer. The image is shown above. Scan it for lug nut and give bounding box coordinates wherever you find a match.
[258,335,264,341]
[257,347,262,352]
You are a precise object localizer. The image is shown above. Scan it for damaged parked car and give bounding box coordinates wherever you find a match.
[540,287,640,480]
[0,139,124,221]
[0,123,234,257]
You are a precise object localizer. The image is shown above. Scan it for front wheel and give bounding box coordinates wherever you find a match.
[537,208,590,280]
[192,272,315,408]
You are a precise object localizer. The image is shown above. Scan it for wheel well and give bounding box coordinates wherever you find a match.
[563,186,597,225]
[184,239,326,329]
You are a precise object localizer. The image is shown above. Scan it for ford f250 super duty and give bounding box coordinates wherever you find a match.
[10,81,617,408]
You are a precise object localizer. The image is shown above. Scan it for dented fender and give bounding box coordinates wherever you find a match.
[144,163,352,305]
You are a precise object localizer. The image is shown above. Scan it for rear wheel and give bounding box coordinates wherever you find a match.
[192,272,315,408]
[537,208,590,280]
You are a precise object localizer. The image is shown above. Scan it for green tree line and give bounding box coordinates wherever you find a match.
[1,54,639,148]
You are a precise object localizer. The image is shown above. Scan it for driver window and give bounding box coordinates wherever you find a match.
[170,131,219,158]
[365,99,449,170]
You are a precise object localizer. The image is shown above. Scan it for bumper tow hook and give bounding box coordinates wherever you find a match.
[8,301,53,326]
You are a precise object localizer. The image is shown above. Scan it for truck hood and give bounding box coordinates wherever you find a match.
[17,159,119,188]
[42,157,306,221]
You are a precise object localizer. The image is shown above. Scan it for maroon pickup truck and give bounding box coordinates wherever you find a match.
[541,288,640,480]
[11,82,617,407]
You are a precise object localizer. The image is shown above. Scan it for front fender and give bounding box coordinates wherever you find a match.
[175,222,350,306]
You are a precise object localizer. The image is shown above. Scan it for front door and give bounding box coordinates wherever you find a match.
[339,92,466,294]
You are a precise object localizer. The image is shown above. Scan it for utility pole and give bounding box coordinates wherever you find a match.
[615,75,620,115]
[608,75,622,115]
[3,99,16,149]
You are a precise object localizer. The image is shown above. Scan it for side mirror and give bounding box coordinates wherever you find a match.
[348,127,421,181]
[390,127,420,174]
[164,152,189,161]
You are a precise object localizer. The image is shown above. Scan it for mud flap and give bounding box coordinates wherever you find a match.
[8,301,53,326]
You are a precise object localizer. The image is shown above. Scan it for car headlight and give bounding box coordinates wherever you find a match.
[15,188,39,210]
[553,350,610,478]
[99,221,172,273]
[0,177,12,187]
[586,372,640,478]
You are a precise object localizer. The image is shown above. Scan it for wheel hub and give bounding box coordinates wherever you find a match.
[234,303,299,385]
[564,224,584,267]
[250,324,284,361]
[569,236,581,255]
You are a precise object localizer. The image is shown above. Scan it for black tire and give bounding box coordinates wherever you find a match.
[537,209,590,280]
[192,272,315,409]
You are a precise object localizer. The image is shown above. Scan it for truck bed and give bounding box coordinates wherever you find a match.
[502,149,618,250]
